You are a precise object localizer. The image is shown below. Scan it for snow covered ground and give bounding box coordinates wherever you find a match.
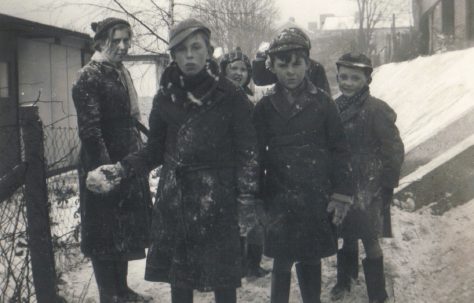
[61,200,474,303]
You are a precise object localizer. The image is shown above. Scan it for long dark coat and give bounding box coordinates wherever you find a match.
[72,60,152,259]
[122,78,258,291]
[252,58,331,95]
[335,90,404,239]
[253,80,352,260]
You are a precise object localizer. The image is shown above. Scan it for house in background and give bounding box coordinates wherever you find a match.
[0,13,92,177]
[413,0,474,53]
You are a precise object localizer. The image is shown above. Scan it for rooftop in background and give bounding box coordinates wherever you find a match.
[321,14,413,31]
[0,13,91,41]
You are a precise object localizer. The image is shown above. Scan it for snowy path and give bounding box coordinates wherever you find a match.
[61,199,474,303]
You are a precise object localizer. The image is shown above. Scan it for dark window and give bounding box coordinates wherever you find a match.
[442,0,455,35]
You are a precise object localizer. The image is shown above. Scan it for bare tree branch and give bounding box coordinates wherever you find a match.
[113,0,168,45]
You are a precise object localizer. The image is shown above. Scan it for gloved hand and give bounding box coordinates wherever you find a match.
[86,162,125,194]
[381,187,394,207]
[326,193,352,226]
[238,194,265,236]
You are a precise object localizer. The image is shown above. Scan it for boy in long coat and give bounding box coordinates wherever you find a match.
[87,19,260,303]
[330,52,404,303]
[253,28,353,303]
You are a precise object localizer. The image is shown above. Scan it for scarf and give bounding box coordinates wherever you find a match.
[91,51,142,122]
[336,86,370,118]
[159,60,220,109]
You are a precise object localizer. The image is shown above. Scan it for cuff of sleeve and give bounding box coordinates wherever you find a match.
[331,193,353,204]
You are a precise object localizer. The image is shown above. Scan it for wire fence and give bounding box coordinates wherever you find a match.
[1,110,83,303]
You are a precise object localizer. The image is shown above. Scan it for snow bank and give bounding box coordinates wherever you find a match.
[370,48,474,153]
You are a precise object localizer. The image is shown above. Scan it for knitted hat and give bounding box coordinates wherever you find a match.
[91,18,130,41]
[267,27,311,55]
[168,18,211,50]
[220,47,252,74]
[336,52,373,74]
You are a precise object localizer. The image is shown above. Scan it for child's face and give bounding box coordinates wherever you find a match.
[337,66,369,97]
[173,33,210,76]
[272,54,308,90]
[225,60,249,87]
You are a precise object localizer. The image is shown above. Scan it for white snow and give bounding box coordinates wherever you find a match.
[61,200,474,303]
[370,47,474,153]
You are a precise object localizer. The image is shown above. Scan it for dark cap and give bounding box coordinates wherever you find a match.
[168,18,211,50]
[91,17,130,41]
[267,27,311,55]
[336,52,373,73]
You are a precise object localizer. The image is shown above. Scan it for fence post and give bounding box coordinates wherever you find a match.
[20,105,59,303]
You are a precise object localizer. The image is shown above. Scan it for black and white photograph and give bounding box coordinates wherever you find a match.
[0,0,473,302]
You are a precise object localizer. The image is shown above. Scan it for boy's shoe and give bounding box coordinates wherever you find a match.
[119,288,153,302]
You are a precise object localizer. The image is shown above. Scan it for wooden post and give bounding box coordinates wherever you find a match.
[20,105,59,303]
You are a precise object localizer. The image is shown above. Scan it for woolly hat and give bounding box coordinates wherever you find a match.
[220,47,252,74]
[220,47,252,88]
[336,52,373,74]
[168,18,211,50]
[267,27,311,55]
[91,17,130,41]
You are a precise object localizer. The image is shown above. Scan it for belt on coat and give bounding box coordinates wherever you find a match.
[164,153,234,177]
[267,130,327,149]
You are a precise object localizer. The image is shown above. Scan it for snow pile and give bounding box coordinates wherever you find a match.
[370,48,474,153]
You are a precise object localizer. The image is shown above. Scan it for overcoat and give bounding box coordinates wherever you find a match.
[253,80,352,260]
[72,60,152,259]
[123,75,258,291]
[335,89,404,239]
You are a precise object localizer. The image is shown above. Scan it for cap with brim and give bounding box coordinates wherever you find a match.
[266,44,307,54]
[168,19,211,50]
[336,60,373,69]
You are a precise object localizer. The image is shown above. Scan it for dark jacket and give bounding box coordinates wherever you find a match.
[253,80,352,260]
[122,76,258,291]
[252,58,331,95]
[72,60,152,259]
[335,89,404,239]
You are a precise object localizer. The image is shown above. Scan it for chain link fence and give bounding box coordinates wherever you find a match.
[1,109,84,303]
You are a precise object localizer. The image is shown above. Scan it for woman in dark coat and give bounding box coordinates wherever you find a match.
[72,18,152,303]
[330,52,404,303]
[91,19,260,303]
[253,28,353,303]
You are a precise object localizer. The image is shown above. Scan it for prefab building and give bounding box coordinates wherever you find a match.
[0,13,92,177]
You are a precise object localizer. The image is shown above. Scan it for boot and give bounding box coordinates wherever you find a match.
[171,287,193,303]
[116,261,153,302]
[362,257,388,303]
[246,244,270,278]
[91,258,122,303]
[270,271,291,303]
[214,288,236,303]
[295,262,321,303]
[330,249,359,300]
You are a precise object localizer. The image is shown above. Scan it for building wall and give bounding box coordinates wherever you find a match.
[17,38,83,172]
